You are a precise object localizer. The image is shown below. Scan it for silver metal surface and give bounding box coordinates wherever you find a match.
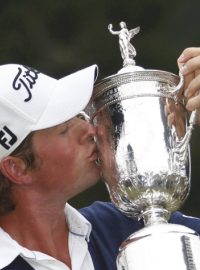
[117,223,200,269]
[92,69,194,221]
[108,22,140,67]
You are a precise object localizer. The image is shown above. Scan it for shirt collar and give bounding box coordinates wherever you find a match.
[0,203,92,268]
[0,227,37,268]
[64,203,92,242]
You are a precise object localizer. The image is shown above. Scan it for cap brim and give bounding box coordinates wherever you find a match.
[33,64,98,130]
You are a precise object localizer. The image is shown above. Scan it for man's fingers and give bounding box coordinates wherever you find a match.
[178,47,200,64]
[184,71,200,97]
[179,56,200,76]
[186,94,200,111]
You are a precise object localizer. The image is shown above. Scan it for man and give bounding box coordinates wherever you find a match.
[0,64,100,269]
[0,48,200,270]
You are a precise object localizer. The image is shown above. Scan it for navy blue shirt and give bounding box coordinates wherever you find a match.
[3,201,200,270]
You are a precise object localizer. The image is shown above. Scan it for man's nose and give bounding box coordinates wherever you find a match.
[80,121,97,144]
[77,111,97,143]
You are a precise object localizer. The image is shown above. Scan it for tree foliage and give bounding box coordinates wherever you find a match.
[0,0,200,216]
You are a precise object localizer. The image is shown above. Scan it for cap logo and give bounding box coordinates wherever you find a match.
[0,126,17,150]
[12,66,40,102]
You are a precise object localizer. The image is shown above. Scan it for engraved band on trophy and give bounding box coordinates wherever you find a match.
[91,22,200,269]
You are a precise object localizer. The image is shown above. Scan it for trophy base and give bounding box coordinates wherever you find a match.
[117,223,200,270]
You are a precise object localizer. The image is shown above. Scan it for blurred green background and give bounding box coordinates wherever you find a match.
[1,0,200,216]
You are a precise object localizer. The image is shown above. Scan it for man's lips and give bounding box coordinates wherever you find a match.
[88,147,99,161]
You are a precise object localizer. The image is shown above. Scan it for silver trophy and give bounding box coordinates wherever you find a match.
[91,22,200,269]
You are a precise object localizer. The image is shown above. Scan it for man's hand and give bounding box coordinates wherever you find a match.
[178,47,200,114]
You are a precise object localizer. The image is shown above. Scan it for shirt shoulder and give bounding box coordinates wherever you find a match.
[80,201,142,237]
[80,202,141,270]
[1,256,34,270]
[80,202,200,235]
[170,211,200,234]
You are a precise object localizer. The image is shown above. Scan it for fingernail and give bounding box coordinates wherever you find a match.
[186,102,192,111]
[180,64,188,75]
[184,88,191,98]
[178,54,185,62]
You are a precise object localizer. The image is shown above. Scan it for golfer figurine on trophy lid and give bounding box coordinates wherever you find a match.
[91,22,200,269]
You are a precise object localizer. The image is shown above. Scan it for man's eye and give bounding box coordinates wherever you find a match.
[60,129,68,135]
[60,125,68,134]
[77,111,90,122]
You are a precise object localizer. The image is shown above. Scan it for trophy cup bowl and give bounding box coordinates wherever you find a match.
[91,69,200,269]
[92,70,189,217]
[92,68,192,218]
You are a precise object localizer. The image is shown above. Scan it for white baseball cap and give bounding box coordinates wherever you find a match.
[0,64,98,159]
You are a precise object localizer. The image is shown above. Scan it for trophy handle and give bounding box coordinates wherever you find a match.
[173,72,197,127]
[173,72,184,94]
[172,72,197,164]
[175,110,196,167]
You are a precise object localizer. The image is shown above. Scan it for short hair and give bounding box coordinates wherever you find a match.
[0,132,35,215]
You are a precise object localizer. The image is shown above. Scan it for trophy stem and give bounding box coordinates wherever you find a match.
[140,207,170,226]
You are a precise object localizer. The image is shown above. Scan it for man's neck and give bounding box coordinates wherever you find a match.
[0,199,71,268]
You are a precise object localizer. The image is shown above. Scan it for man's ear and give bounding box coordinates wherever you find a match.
[0,156,32,184]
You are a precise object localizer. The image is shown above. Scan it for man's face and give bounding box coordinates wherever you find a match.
[28,116,100,200]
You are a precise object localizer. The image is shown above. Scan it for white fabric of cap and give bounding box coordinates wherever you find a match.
[0,64,98,159]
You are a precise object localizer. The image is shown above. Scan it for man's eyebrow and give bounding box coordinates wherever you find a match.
[76,111,90,122]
